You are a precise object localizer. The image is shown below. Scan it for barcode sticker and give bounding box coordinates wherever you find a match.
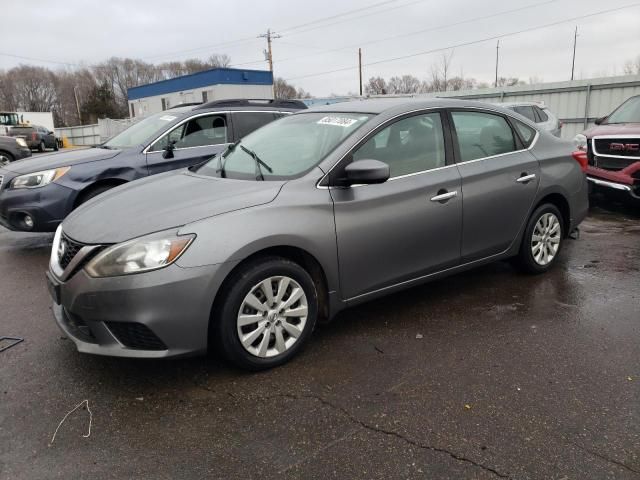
[317,116,358,127]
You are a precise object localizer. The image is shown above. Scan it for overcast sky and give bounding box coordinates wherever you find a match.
[2,0,640,96]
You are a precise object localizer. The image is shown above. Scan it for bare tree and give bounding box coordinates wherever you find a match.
[274,77,298,99]
[430,50,454,92]
[387,75,421,94]
[623,56,640,75]
[365,76,387,95]
[208,54,232,68]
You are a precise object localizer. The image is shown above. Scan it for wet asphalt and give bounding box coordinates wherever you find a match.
[0,197,638,480]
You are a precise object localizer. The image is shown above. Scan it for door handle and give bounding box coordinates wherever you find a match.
[516,173,536,184]
[430,190,457,202]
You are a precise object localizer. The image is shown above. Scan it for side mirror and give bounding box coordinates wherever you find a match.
[162,140,176,159]
[594,116,606,125]
[343,159,390,185]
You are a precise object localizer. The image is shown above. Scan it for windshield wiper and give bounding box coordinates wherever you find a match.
[239,145,273,181]
[217,141,240,178]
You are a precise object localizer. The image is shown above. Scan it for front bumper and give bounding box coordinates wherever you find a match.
[49,261,233,358]
[586,163,640,199]
[0,177,75,231]
[15,147,32,160]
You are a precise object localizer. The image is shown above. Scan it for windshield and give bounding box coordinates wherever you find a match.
[196,112,371,180]
[606,96,640,124]
[103,112,183,149]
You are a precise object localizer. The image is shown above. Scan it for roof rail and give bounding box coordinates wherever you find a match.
[169,102,203,109]
[193,98,307,110]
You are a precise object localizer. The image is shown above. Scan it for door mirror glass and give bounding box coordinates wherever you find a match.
[343,159,389,185]
[162,141,176,159]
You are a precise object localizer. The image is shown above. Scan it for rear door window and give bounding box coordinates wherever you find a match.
[451,111,517,162]
[149,114,227,152]
[232,112,276,140]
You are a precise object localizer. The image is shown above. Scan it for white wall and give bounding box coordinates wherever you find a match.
[128,84,273,117]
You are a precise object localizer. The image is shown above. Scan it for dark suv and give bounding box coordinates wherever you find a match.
[0,99,306,232]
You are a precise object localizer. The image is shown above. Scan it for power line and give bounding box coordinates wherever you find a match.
[278,0,402,34]
[284,2,640,81]
[139,0,415,63]
[251,0,559,68]
[0,52,81,67]
[280,0,428,38]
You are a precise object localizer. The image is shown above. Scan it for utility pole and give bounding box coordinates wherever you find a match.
[494,40,500,88]
[570,26,578,81]
[259,28,281,97]
[73,86,82,125]
[358,48,363,96]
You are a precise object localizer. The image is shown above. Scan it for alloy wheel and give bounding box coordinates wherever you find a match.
[0,154,10,166]
[236,276,308,358]
[531,212,561,266]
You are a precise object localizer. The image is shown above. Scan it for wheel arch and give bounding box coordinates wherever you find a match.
[73,178,129,208]
[208,245,331,349]
[533,191,571,237]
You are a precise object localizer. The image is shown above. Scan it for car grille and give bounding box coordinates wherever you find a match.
[59,235,84,270]
[105,322,167,350]
[593,138,640,158]
[0,175,4,190]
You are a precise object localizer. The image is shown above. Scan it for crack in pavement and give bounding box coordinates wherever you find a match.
[570,442,640,476]
[261,393,511,479]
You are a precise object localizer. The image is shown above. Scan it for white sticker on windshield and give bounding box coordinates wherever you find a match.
[159,115,177,122]
[317,116,358,127]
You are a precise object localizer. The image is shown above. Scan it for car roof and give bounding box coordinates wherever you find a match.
[494,101,546,108]
[306,97,517,115]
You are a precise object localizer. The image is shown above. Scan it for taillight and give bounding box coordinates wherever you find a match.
[32,132,37,141]
[572,150,588,172]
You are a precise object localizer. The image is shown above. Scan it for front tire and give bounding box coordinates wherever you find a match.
[515,203,564,274]
[213,257,318,371]
[0,151,14,166]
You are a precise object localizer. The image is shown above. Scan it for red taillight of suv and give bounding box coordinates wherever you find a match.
[32,132,37,141]
[572,150,588,172]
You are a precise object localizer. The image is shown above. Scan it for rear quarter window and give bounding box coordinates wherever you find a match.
[513,120,537,148]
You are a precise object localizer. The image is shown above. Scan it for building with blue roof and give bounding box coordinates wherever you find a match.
[127,67,273,117]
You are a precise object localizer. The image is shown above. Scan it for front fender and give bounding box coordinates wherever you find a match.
[176,181,340,293]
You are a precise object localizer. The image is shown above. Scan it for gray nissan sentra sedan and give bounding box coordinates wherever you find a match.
[47,98,588,370]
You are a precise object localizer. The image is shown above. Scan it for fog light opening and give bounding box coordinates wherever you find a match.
[22,214,34,230]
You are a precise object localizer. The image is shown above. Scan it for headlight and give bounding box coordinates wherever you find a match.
[573,134,587,151]
[15,138,28,148]
[10,167,70,189]
[85,232,195,277]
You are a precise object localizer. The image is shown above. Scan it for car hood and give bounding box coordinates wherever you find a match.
[583,123,640,138]
[62,171,285,244]
[3,147,121,174]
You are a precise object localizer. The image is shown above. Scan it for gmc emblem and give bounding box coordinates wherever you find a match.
[610,142,640,152]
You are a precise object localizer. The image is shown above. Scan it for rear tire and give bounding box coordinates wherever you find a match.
[38,141,46,152]
[212,256,318,371]
[514,203,564,274]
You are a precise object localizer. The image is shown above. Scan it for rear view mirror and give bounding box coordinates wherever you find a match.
[343,159,390,185]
